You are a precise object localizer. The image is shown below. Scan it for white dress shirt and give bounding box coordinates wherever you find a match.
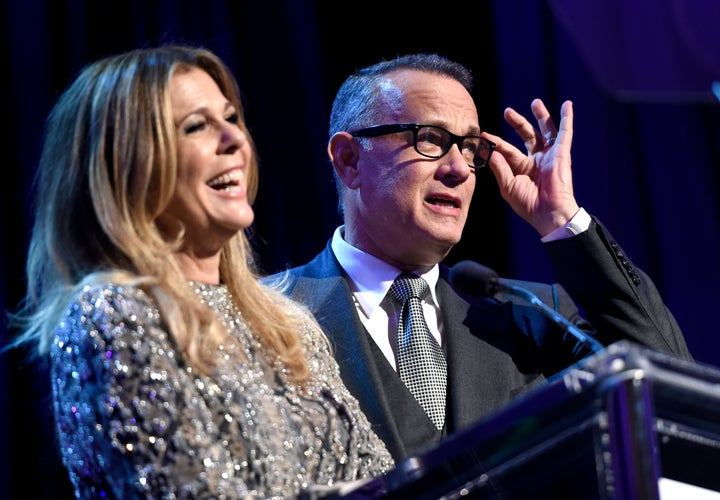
[331,208,591,370]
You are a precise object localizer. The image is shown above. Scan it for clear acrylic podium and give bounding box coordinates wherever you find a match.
[339,341,720,499]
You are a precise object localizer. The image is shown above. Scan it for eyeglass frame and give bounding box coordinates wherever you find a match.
[349,123,496,169]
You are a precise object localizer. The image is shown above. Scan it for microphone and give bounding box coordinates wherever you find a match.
[449,260,604,354]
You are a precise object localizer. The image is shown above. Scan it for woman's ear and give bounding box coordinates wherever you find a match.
[328,132,361,189]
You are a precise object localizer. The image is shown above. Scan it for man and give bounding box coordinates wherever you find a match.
[264,53,691,461]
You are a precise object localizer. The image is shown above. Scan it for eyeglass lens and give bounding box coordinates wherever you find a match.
[415,126,491,168]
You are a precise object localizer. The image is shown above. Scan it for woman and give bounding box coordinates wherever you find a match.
[10,45,393,498]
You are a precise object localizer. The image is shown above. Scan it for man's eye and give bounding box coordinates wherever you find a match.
[418,129,445,147]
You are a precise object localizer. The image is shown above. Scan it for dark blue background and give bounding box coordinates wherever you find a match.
[1,1,718,497]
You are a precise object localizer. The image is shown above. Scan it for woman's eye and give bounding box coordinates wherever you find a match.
[225,112,239,125]
[184,122,206,134]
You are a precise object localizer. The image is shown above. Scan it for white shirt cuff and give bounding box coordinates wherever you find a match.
[540,207,591,242]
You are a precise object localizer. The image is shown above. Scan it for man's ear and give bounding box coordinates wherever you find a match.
[328,132,361,189]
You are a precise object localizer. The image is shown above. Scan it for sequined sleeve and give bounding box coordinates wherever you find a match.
[283,301,395,476]
[51,284,394,499]
[51,284,258,499]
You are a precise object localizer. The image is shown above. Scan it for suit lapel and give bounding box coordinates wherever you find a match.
[436,273,522,430]
[283,246,409,458]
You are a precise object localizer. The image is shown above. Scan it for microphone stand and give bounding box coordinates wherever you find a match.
[495,280,605,355]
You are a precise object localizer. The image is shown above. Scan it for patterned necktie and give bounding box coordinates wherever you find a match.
[388,273,447,430]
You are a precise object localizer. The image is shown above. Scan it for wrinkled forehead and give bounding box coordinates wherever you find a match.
[378,70,480,132]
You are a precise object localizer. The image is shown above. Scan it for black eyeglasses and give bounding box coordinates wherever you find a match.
[350,123,495,169]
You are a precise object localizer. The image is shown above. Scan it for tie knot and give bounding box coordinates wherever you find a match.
[389,273,430,304]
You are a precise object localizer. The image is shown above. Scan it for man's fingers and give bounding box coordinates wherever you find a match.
[531,99,558,147]
[504,107,541,147]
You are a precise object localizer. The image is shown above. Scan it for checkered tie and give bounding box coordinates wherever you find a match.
[389,273,447,430]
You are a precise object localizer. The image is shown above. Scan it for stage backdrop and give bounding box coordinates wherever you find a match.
[1,1,718,498]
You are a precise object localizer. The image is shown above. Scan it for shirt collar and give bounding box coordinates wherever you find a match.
[331,226,440,315]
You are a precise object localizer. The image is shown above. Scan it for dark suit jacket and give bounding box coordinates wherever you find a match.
[263,218,691,460]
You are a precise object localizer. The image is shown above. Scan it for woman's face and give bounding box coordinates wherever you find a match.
[160,67,254,255]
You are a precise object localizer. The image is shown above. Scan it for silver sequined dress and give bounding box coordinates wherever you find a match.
[50,283,394,499]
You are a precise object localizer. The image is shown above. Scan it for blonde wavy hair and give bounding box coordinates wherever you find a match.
[12,45,311,384]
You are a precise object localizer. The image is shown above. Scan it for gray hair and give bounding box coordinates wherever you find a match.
[329,53,474,137]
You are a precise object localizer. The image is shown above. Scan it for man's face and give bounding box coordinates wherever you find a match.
[343,70,480,270]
